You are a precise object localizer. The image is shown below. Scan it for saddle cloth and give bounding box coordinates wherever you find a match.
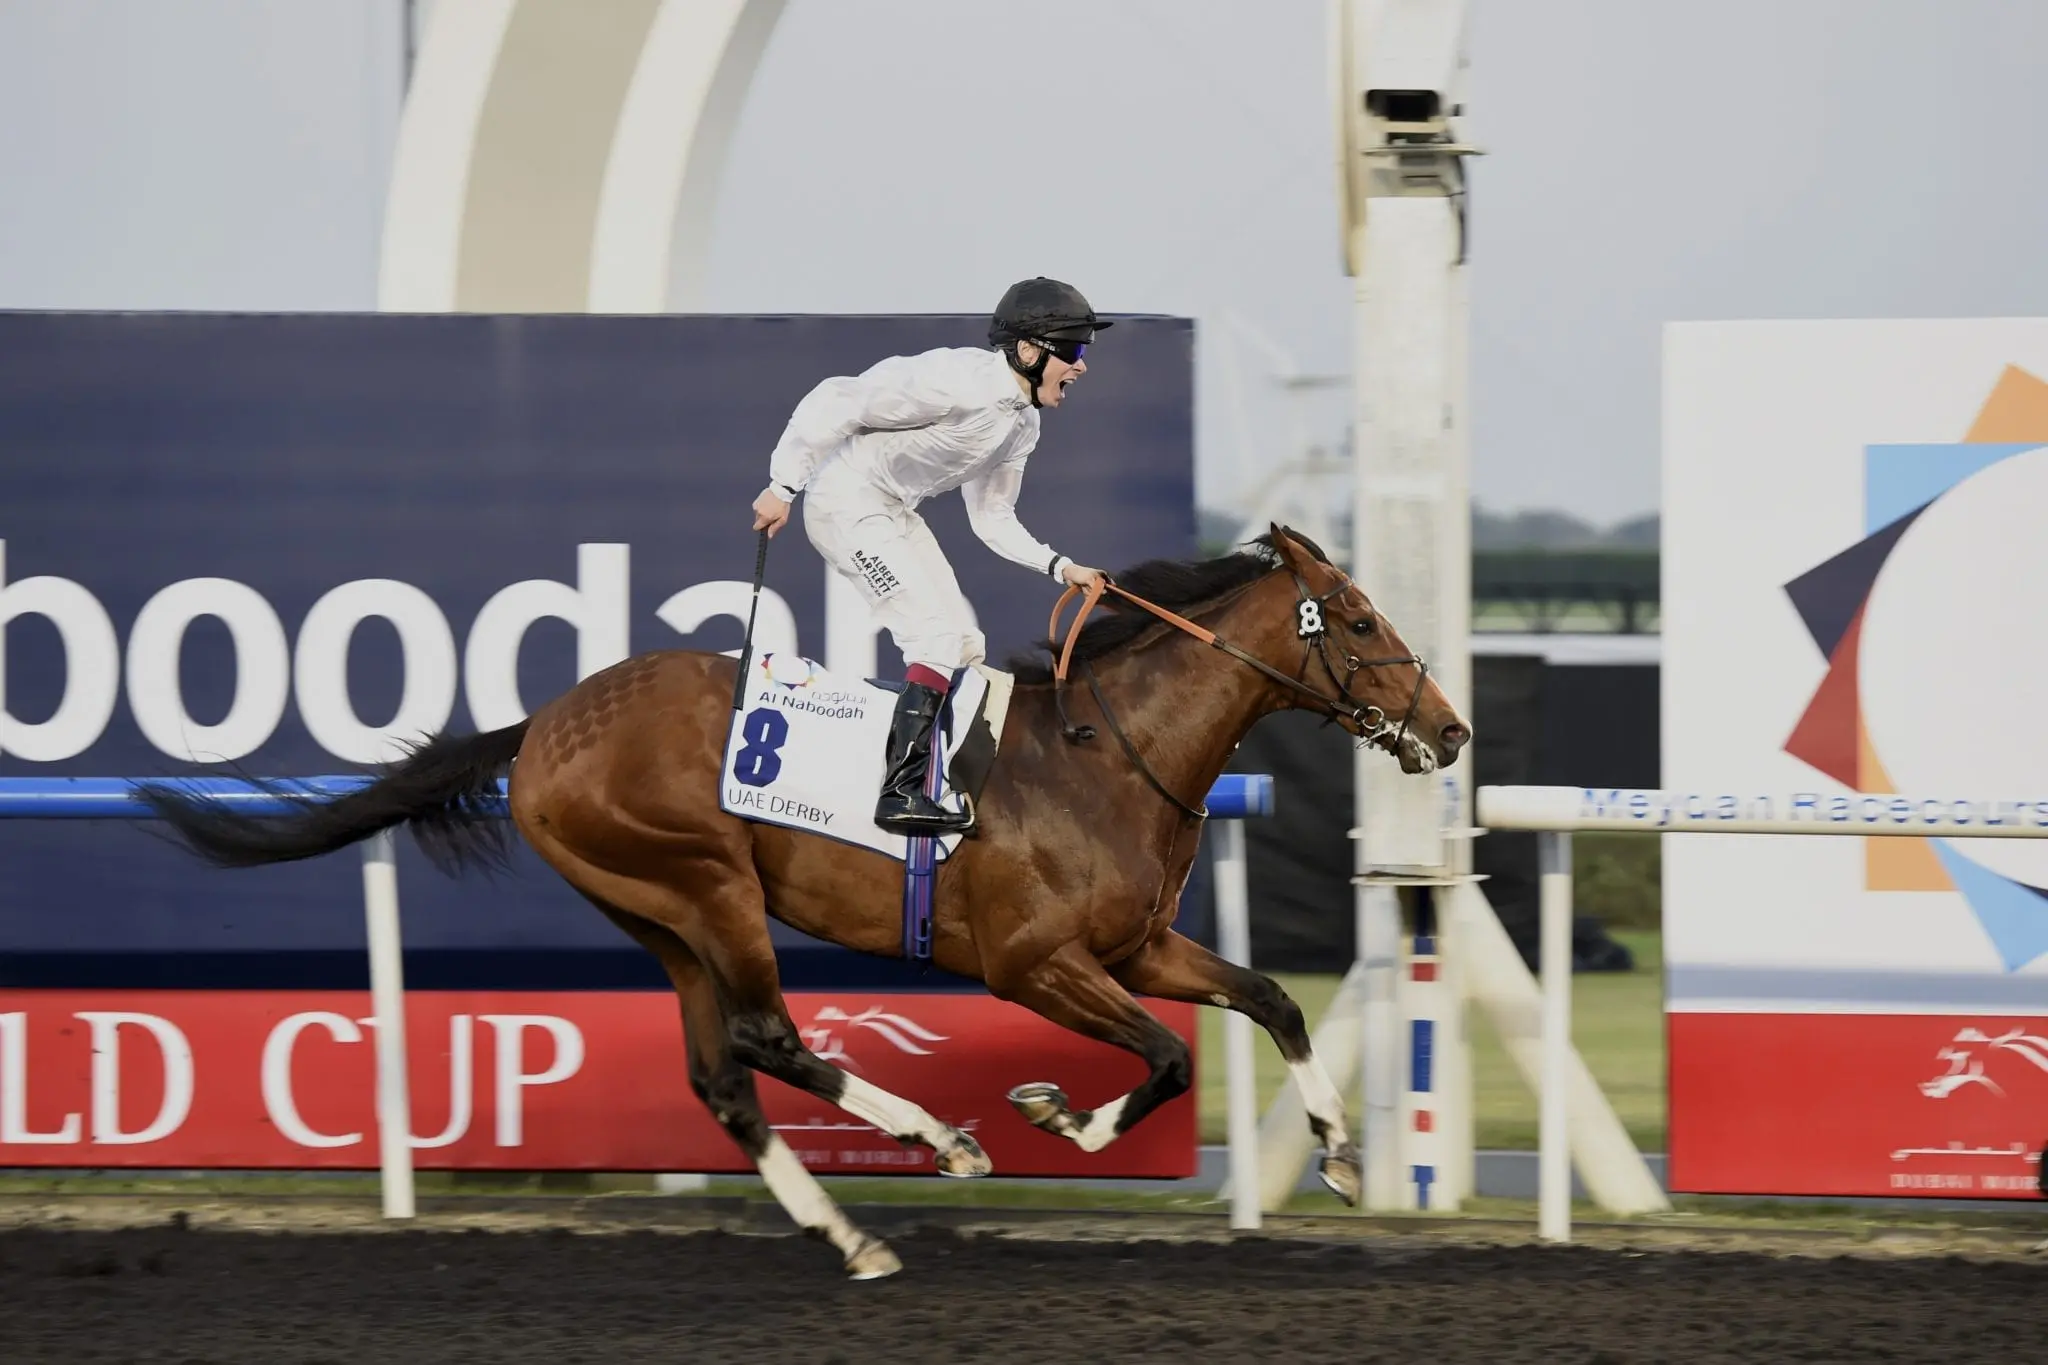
[719,652,1012,862]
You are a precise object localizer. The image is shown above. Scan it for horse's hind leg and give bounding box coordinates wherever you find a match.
[1111,929,1361,1206]
[989,941,1194,1153]
[552,840,989,1166]
[673,866,991,1180]
[567,888,903,1279]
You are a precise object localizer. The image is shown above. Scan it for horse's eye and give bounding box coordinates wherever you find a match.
[1353,619,1375,635]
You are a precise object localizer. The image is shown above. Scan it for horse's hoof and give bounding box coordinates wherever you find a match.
[1007,1082,1070,1131]
[845,1237,902,1281]
[935,1133,992,1179]
[1319,1141,1363,1207]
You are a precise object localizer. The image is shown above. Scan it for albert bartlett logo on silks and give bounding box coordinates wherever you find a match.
[1778,364,2048,972]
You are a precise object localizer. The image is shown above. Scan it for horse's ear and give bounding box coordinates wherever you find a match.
[1268,523,1318,575]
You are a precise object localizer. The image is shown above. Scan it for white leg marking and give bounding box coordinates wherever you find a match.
[1289,1056,1351,1148]
[756,1135,865,1258]
[837,1073,956,1150]
[1072,1094,1130,1153]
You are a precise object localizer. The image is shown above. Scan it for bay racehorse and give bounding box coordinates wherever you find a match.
[140,525,1469,1279]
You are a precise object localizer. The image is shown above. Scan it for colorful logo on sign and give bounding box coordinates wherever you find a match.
[1780,364,2048,970]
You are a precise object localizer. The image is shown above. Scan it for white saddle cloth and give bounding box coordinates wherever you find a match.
[719,652,1012,862]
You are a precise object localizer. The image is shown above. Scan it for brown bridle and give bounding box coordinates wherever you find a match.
[1044,567,1434,821]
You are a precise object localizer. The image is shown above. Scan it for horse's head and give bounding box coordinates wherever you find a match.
[1262,524,1470,774]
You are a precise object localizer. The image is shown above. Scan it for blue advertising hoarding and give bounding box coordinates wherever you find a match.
[0,311,1195,989]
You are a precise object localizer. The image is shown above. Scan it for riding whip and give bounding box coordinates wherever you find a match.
[732,528,770,711]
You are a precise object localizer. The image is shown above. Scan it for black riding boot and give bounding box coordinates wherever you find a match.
[875,682,974,836]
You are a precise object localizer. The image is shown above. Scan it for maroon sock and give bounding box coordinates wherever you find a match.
[905,663,951,694]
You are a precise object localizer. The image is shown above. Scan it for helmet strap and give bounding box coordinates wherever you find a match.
[1003,340,1050,409]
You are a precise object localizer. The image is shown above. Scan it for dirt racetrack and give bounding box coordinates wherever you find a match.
[1,1209,2043,1364]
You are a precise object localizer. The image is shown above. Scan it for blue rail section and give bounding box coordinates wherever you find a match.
[0,774,1274,821]
[0,774,1272,995]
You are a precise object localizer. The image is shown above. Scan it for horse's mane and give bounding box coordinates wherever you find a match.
[1005,531,1330,684]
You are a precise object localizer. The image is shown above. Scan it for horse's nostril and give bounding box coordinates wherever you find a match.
[1440,723,1470,749]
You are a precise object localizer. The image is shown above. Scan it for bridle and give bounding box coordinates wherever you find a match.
[1045,566,1434,821]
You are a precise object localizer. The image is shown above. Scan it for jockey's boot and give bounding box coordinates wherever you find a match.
[875,682,975,837]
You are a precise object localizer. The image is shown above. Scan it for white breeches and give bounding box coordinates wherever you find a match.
[802,459,986,672]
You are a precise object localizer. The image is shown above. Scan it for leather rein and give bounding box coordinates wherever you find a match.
[1044,568,1432,822]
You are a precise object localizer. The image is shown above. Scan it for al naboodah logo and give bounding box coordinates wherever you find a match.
[1780,364,2048,971]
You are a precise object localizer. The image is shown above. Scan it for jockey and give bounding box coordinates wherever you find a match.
[750,277,1109,836]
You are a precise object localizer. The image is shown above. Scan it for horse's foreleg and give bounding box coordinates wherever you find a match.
[991,941,1193,1153]
[1112,930,1361,1206]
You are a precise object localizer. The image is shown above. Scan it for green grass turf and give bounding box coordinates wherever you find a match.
[1196,930,1665,1152]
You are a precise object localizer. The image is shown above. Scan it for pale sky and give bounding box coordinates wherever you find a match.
[4,0,2047,525]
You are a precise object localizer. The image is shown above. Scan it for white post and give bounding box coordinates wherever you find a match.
[1433,897,1474,1206]
[1335,0,1479,1212]
[1213,818,1261,1231]
[1358,882,1404,1208]
[362,829,416,1220]
[1538,830,1572,1242]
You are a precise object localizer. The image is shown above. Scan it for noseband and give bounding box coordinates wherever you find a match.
[1285,570,1434,754]
[1046,569,1433,820]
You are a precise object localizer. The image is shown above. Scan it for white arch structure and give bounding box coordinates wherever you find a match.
[374,0,922,682]
[378,0,785,313]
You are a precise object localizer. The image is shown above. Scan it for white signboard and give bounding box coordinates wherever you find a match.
[1662,319,2048,1197]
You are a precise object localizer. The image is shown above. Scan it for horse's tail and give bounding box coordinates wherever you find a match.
[137,722,531,876]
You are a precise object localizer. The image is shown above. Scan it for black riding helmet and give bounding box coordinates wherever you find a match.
[989,277,1112,407]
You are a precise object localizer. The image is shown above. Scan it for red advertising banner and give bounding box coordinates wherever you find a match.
[0,991,1198,1178]
[1670,1012,2048,1198]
